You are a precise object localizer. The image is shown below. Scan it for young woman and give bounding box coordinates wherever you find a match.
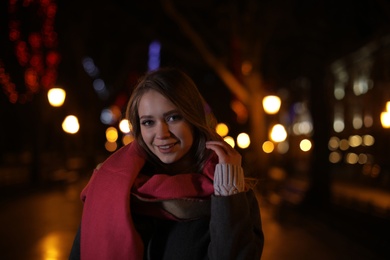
[69,67,264,260]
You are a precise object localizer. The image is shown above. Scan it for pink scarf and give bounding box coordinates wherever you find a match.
[80,141,216,260]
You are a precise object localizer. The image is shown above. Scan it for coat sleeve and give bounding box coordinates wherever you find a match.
[208,189,264,260]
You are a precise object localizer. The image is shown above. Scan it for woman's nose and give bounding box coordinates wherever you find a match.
[156,121,170,139]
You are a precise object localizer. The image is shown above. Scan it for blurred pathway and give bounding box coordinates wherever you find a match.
[0,178,387,260]
[259,201,384,260]
[0,181,85,260]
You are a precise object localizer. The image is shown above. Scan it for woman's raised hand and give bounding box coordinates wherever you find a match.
[206,141,242,166]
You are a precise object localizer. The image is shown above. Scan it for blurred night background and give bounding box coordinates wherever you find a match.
[1,0,390,259]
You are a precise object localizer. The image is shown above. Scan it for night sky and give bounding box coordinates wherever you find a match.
[1,0,390,155]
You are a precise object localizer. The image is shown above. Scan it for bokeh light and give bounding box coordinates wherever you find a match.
[349,135,362,147]
[329,151,342,163]
[216,123,229,137]
[262,95,281,114]
[105,127,118,142]
[262,141,274,153]
[270,124,287,142]
[62,115,79,134]
[82,56,99,77]
[328,136,340,150]
[100,105,121,125]
[47,87,66,107]
[122,134,134,145]
[148,40,161,71]
[105,141,117,152]
[380,111,390,128]
[276,141,289,154]
[237,132,250,149]
[223,136,235,148]
[119,119,131,134]
[363,135,375,146]
[299,139,312,152]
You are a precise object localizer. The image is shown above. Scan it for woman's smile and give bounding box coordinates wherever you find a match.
[155,142,178,153]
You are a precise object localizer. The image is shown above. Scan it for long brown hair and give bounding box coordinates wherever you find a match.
[125,67,220,172]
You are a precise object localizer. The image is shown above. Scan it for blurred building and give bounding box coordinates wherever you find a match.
[328,34,390,190]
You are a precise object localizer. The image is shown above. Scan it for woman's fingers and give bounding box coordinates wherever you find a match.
[206,141,230,153]
[206,141,242,165]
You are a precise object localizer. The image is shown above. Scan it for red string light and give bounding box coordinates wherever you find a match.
[1,0,60,104]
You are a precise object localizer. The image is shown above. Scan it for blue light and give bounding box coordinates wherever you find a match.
[100,108,114,125]
[148,40,161,71]
[93,78,105,92]
[82,57,99,77]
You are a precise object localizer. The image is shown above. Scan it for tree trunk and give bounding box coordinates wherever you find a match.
[243,72,268,178]
[302,70,332,209]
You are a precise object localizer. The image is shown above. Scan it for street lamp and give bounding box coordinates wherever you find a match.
[237,132,250,149]
[47,87,66,107]
[223,136,235,148]
[262,95,281,114]
[270,124,287,142]
[380,101,390,128]
[106,127,118,142]
[119,119,131,134]
[216,122,229,137]
[62,115,79,134]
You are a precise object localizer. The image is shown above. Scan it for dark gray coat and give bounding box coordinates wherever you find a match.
[69,190,263,260]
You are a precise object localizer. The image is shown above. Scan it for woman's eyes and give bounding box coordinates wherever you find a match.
[167,114,182,122]
[141,120,154,126]
[141,114,182,126]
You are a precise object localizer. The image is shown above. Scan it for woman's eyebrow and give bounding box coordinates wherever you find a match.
[139,115,153,120]
[163,109,180,117]
[139,109,179,120]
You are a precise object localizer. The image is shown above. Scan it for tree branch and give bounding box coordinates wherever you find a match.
[161,0,249,104]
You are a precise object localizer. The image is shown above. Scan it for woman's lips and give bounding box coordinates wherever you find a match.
[156,142,177,153]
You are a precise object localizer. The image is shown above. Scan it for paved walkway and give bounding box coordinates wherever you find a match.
[0,181,85,260]
[0,178,388,260]
[260,201,385,260]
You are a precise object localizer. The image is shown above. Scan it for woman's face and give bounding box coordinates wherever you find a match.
[138,90,194,165]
